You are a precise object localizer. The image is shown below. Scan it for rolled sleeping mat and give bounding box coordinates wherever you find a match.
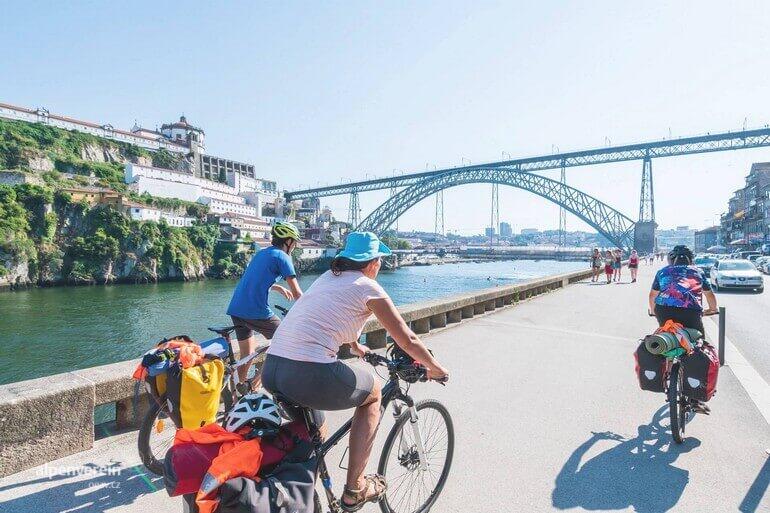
[644,332,680,355]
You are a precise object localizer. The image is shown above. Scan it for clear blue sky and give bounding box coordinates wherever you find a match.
[3,1,770,234]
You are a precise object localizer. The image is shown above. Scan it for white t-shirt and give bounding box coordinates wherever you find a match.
[267,270,389,363]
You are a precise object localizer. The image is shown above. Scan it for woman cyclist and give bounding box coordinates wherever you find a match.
[648,245,718,413]
[262,231,450,511]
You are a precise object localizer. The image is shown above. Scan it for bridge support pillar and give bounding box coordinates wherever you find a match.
[637,155,657,252]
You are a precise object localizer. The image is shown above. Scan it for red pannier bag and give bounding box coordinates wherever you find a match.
[681,342,719,401]
[634,341,666,393]
[164,421,311,497]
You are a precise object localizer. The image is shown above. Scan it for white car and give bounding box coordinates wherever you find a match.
[710,259,764,293]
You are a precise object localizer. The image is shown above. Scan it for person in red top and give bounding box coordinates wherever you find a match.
[629,249,640,283]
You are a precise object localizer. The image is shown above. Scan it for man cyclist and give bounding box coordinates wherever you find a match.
[648,245,718,414]
[227,221,304,380]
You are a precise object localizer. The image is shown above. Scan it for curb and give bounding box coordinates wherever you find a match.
[704,316,770,425]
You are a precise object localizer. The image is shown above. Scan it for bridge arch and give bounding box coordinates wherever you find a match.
[357,167,636,248]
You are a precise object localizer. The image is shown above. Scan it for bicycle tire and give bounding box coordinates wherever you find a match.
[377,399,454,513]
[668,363,686,444]
[138,399,174,476]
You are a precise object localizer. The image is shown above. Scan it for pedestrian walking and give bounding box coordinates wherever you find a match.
[629,249,639,282]
[590,248,602,282]
[604,250,614,284]
[613,249,622,282]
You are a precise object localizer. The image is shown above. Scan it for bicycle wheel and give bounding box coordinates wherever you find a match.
[138,399,175,475]
[377,399,454,513]
[668,363,687,444]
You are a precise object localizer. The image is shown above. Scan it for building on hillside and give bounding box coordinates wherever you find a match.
[694,226,719,252]
[159,116,205,154]
[656,226,695,250]
[216,213,272,241]
[123,202,196,227]
[61,186,122,207]
[499,222,513,238]
[297,240,338,260]
[720,162,770,248]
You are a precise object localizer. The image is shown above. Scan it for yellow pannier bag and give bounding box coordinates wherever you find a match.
[165,359,224,429]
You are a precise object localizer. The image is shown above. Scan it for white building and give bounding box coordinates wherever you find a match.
[125,203,196,227]
[297,240,338,260]
[201,197,258,217]
[219,213,272,240]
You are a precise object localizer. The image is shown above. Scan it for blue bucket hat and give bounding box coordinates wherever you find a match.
[338,231,392,262]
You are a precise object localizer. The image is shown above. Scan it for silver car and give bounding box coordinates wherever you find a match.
[711,259,764,293]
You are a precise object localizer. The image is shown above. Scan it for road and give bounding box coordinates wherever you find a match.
[707,278,770,382]
[1,264,769,512]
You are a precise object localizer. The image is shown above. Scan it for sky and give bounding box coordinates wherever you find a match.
[3,1,770,235]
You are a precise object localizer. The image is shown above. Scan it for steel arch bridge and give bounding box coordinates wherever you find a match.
[356,167,636,249]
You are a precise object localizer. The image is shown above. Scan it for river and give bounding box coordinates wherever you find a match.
[0,259,584,384]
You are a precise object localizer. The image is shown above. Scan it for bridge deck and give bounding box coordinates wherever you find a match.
[1,265,768,512]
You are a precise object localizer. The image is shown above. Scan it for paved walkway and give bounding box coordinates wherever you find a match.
[1,265,769,512]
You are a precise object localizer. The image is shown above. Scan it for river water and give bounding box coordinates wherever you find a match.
[0,259,583,384]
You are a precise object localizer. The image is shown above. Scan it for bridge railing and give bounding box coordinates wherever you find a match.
[0,266,595,477]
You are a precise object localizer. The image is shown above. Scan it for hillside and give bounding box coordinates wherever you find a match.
[0,118,251,288]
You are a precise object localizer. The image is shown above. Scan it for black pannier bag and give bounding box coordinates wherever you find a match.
[634,340,666,392]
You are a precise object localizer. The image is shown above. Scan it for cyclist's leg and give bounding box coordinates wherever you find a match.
[231,316,280,381]
[653,305,705,334]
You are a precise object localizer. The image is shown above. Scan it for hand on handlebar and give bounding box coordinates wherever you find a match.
[349,341,370,358]
[427,365,450,383]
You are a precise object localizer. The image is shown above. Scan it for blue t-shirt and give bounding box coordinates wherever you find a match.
[227,246,296,320]
[652,265,712,311]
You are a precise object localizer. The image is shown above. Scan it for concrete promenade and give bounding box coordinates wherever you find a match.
[1,264,769,512]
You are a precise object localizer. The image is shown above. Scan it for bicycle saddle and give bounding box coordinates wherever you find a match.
[207,325,237,336]
[272,392,303,421]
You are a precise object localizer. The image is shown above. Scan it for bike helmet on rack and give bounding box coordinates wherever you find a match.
[668,245,694,266]
[224,392,282,432]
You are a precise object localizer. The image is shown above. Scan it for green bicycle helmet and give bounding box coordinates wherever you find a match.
[272,221,301,241]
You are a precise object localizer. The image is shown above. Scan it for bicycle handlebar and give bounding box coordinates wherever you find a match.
[362,351,447,385]
[273,304,290,316]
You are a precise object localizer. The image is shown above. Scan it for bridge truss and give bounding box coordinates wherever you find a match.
[357,168,636,249]
[284,127,770,201]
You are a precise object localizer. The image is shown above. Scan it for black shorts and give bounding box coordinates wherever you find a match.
[654,304,705,335]
[230,315,281,341]
[262,354,375,411]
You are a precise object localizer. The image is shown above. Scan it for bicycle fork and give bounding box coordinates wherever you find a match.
[406,406,429,472]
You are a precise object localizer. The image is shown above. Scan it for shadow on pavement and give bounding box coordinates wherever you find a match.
[0,463,163,513]
[552,406,700,513]
[740,456,770,513]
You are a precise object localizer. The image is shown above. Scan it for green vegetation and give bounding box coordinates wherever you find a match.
[380,232,412,250]
[0,117,185,191]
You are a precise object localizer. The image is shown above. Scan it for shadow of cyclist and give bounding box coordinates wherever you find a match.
[552,405,700,513]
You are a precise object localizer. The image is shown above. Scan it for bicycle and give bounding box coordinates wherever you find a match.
[137,305,290,475]
[648,310,717,444]
[273,345,454,513]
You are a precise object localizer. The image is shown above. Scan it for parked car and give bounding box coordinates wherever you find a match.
[755,256,770,274]
[710,259,764,292]
[739,250,761,260]
[694,255,718,276]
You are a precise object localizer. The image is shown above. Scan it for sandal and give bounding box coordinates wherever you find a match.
[341,474,387,512]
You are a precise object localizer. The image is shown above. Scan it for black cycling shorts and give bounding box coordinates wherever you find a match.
[654,304,705,336]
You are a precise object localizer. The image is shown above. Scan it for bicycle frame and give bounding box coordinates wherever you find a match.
[301,376,424,512]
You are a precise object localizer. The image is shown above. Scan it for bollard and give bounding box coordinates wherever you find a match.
[718,306,726,366]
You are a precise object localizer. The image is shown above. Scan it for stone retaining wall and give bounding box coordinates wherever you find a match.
[0,267,594,477]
